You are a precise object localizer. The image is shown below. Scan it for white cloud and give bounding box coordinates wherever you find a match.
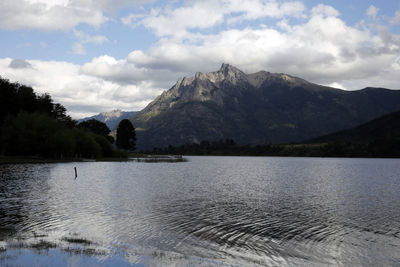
[0,0,107,31]
[391,9,400,24]
[366,5,379,19]
[0,58,162,118]
[72,42,86,55]
[71,30,108,56]
[124,5,400,88]
[123,0,305,38]
[121,13,145,27]
[80,55,187,88]
[326,82,346,90]
[311,4,340,17]
[73,30,108,45]
[0,0,155,31]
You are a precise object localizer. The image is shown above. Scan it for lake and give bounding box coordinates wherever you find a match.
[0,156,400,266]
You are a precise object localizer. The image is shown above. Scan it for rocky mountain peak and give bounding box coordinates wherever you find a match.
[101,109,122,120]
[172,63,246,89]
[190,63,247,85]
[167,64,313,100]
[219,63,241,74]
[217,63,247,83]
[132,64,400,149]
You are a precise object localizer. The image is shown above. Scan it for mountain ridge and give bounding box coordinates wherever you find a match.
[309,110,400,143]
[78,110,138,131]
[131,64,400,149]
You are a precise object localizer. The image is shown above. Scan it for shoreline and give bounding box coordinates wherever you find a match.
[0,156,131,164]
[0,155,188,164]
[2,154,398,164]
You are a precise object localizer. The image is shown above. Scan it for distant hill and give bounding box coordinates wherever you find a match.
[309,110,400,143]
[78,110,138,131]
[143,108,400,158]
[147,110,400,158]
[131,64,400,149]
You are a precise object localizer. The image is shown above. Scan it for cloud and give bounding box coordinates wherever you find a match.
[72,42,86,55]
[71,30,108,56]
[0,0,155,31]
[80,55,187,88]
[0,58,162,118]
[1,2,400,119]
[366,5,379,19]
[9,59,32,69]
[123,4,400,88]
[391,9,400,24]
[325,82,346,90]
[311,4,340,17]
[122,0,305,38]
[0,0,107,31]
[73,30,108,45]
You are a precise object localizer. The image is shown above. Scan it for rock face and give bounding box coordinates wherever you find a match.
[78,110,138,131]
[132,64,400,149]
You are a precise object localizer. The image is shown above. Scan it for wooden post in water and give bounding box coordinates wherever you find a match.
[74,167,78,179]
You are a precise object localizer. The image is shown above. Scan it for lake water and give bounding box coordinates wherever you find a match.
[0,156,400,266]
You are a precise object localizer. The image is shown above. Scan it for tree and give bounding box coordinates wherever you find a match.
[1,112,72,157]
[72,128,102,158]
[116,119,136,150]
[0,78,121,159]
[78,119,111,137]
[0,77,71,126]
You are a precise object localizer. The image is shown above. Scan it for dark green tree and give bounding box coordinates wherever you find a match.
[72,128,102,158]
[1,112,74,157]
[116,119,136,150]
[0,78,126,159]
[78,119,111,137]
[93,135,113,157]
[0,77,71,126]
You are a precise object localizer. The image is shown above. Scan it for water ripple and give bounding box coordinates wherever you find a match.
[1,157,400,266]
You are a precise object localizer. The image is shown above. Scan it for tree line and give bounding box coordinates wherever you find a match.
[144,138,400,158]
[0,77,136,159]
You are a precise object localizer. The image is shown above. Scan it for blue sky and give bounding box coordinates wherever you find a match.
[0,0,399,118]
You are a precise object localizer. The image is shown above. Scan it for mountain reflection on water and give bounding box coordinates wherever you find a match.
[1,157,400,266]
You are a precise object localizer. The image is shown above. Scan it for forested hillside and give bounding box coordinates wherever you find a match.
[0,77,117,159]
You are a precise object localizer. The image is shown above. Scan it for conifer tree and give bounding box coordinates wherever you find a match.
[116,119,136,150]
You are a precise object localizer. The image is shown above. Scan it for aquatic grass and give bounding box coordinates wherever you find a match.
[10,239,56,251]
[64,247,106,256]
[61,237,92,245]
[32,232,47,238]
[133,158,188,163]
[131,155,188,163]
[31,240,57,250]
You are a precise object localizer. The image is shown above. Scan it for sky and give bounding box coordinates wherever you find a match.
[0,0,399,119]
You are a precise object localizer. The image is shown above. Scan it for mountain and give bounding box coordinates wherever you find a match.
[132,64,400,150]
[309,110,400,143]
[78,110,138,131]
